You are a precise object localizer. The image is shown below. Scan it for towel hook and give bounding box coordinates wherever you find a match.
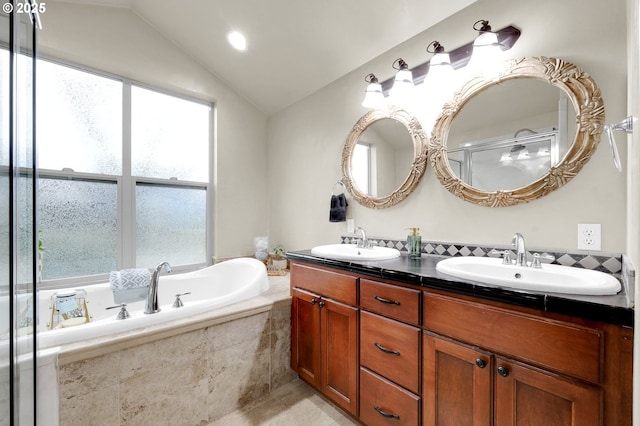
[331,180,345,196]
[604,116,634,172]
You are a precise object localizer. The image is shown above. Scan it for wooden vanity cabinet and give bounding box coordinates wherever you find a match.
[290,263,358,415]
[290,261,633,425]
[423,332,601,426]
[423,291,633,426]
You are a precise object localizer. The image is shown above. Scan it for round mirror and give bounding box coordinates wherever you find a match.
[342,106,428,208]
[430,56,604,207]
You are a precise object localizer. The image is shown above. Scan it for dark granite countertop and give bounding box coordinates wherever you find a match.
[287,250,634,327]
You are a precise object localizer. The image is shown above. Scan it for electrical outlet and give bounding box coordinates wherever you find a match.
[577,224,601,250]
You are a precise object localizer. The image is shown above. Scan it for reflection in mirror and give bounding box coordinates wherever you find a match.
[447,78,577,191]
[430,57,604,207]
[343,106,428,208]
[351,119,415,197]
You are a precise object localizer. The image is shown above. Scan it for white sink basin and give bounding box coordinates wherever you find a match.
[311,244,401,261]
[436,256,621,295]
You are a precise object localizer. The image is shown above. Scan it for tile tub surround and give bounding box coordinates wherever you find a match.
[56,275,296,426]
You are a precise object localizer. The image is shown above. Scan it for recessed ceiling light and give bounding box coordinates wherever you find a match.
[227,31,247,51]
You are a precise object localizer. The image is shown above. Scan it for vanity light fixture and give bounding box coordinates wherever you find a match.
[426,41,454,81]
[361,73,385,108]
[373,23,520,96]
[466,20,502,71]
[389,58,414,102]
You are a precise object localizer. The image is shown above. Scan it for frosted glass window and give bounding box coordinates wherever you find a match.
[132,86,209,181]
[0,176,35,287]
[30,59,211,284]
[1,53,34,168]
[38,178,118,279]
[136,184,206,268]
[36,60,122,174]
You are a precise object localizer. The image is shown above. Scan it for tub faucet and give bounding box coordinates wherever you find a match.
[355,227,370,249]
[511,233,527,266]
[145,261,172,314]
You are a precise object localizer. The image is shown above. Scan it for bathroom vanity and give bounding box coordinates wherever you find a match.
[288,251,633,426]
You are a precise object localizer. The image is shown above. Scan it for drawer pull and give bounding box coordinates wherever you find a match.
[475,358,486,368]
[374,405,400,420]
[374,295,401,305]
[374,342,400,356]
[498,366,510,377]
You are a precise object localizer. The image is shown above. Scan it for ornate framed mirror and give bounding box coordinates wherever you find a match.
[342,106,428,208]
[429,56,605,207]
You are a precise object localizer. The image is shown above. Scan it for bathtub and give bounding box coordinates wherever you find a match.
[37,257,269,349]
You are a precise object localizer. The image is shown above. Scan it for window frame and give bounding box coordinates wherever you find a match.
[35,57,214,289]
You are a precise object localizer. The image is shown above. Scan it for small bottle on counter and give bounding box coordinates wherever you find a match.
[406,227,422,259]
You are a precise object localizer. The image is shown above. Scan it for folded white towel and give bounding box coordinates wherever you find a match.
[109,268,151,291]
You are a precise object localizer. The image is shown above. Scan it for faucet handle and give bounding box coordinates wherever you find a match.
[173,292,191,308]
[531,253,555,269]
[106,303,130,320]
[489,249,513,265]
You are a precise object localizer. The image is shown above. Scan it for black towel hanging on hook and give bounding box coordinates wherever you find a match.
[329,181,348,222]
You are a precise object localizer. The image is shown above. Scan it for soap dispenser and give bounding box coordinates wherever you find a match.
[406,227,421,259]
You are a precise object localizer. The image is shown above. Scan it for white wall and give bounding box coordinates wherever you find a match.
[268,0,628,254]
[38,3,269,259]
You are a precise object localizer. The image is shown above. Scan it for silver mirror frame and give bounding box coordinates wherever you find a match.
[342,106,428,208]
[429,56,605,207]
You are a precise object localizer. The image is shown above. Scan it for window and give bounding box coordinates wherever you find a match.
[352,142,371,195]
[36,60,212,284]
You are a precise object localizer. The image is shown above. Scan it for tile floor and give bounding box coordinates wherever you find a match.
[208,379,360,425]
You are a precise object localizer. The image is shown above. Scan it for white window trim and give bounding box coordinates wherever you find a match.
[35,57,215,289]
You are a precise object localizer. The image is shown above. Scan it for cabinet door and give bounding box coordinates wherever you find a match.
[321,297,359,416]
[423,332,492,426]
[291,288,321,388]
[494,356,601,426]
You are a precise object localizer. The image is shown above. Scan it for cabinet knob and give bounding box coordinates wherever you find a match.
[318,301,325,308]
[497,366,510,377]
[311,299,317,305]
[475,358,486,368]
[374,405,400,420]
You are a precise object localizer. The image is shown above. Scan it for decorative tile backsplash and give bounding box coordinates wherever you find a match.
[340,235,623,274]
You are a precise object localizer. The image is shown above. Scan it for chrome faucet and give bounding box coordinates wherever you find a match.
[511,233,527,266]
[145,261,172,314]
[355,227,370,249]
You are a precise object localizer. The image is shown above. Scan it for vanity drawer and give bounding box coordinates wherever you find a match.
[290,263,357,305]
[360,367,420,426]
[361,311,421,393]
[423,292,603,383]
[360,279,421,325]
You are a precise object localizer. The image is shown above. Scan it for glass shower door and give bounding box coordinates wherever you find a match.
[1,2,39,425]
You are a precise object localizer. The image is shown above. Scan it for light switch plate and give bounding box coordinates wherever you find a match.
[346,219,355,233]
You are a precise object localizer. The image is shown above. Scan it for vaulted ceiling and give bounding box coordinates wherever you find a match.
[48,0,475,115]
